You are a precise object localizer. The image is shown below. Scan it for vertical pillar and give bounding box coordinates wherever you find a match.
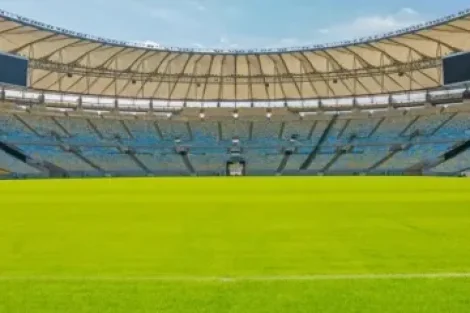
[77,96,83,110]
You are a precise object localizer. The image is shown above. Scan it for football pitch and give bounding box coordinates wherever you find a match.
[1,177,470,312]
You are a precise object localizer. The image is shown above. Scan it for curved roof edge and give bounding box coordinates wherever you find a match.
[1,7,470,55]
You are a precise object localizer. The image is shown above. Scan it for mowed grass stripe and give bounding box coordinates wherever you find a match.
[1,272,470,282]
[1,177,470,313]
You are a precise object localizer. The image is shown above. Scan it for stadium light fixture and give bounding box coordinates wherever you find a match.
[266,109,272,119]
[199,109,205,119]
[233,110,239,119]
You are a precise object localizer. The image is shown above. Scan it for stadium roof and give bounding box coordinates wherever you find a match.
[1,8,470,101]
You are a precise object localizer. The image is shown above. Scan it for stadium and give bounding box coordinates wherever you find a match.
[1,5,470,313]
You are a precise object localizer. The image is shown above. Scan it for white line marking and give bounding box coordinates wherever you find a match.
[0,273,469,282]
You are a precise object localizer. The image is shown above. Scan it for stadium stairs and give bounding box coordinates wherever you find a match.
[307,121,318,140]
[51,116,72,137]
[248,122,254,140]
[337,120,351,138]
[68,147,105,174]
[399,116,420,137]
[153,122,164,139]
[186,122,194,141]
[425,140,470,173]
[121,121,135,139]
[0,141,68,177]
[300,114,338,170]
[367,118,385,137]
[429,113,458,137]
[86,119,104,139]
[14,114,42,137]
[217,122,223,141]
[367,146,401,173]
[276,149,292,174]
[180,150,196,175]
[322,146,350,173]
[119,147,151,174]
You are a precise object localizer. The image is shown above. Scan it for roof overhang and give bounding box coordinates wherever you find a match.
[1,8,470,100]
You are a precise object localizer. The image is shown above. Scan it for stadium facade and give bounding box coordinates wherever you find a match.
[1,9,470,178]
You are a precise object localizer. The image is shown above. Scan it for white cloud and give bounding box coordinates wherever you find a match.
[133,40,163,47]
[132,1,205,26]
[185,0,207,12]
[317,8,424,41]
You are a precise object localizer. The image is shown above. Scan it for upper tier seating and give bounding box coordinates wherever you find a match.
[157,121,191,141]
[190,121,219,143]
[433,112,470,139]
[0,114,37,140]
[19,115,68,137]
[54,117,102,143]
[91,119,131,140]
[124,120,161,144]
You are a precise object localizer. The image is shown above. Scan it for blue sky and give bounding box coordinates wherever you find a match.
[0,0,468,49]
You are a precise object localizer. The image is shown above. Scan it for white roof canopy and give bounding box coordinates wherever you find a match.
[1,8,470,100]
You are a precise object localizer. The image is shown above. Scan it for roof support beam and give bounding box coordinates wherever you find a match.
[413,33,460,53]
[115,52,157,97]
[39,41,102,62]
[342,47,381,94]
[254,54,271,100]
[365,44,423,90]
[200,55,215,101]
[244,55,254,101]
[318,50,354,95]
[183,55,204,100]
[97,47,129,69]
[133,51,171,97]
[217,55,227,101]
[445,23,470,33]
[234,55,238,102]
[9,33,59,55]
[0,25,25,35]
[151,53,182,99]
[299,51,336,96]
[275,54,303,99]
[380,39,440,85]
[291,53,320,97]
[267,55,287,100]
[168,54,194,98]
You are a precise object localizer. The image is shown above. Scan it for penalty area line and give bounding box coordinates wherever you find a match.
[0,273,469,282]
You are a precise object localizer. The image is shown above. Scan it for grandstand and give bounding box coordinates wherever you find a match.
[1,9,470,178]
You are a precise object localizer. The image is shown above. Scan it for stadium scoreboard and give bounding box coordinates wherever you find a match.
[443,52,470,87]
[0,52,28,88]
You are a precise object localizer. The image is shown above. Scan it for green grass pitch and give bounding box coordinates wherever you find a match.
[1,177,470,312]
